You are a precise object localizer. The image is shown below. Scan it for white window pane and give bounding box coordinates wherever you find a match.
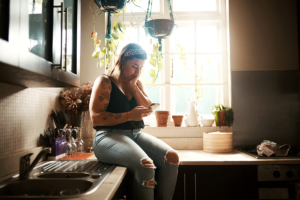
[139,28,164,54]
[196,23,220,53]
[171,86,195,115]
[197,86,222,116]
[117,26,139,54]
[140,57,162,84]
[127,0,160,13]
[170,21,194,53]
[173,0,217,12]
[197,55,222,83]
[144,87,161,116]
[171,55,195,84]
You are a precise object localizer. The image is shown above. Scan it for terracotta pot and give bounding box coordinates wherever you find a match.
[172,115,184,127]
[217,110,226,126]
[155,111,170,127]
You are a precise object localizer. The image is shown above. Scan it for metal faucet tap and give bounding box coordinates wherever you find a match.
[19,147,51,180]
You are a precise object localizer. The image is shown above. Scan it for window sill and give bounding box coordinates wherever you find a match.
[143,125,233,138]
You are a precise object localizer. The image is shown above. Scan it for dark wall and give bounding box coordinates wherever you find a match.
[229,0,300,147]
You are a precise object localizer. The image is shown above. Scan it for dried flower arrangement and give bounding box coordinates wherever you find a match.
[59,82,94,114]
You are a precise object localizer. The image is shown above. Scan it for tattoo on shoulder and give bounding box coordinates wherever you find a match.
[103,103,109,110]
[115,113,121,120]
[98,92,110,102]
[102,92,110,101]
[103,78,110,84]
[98,95,104,102]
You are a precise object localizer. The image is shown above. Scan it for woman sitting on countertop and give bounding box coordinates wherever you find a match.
[89,43,179,200]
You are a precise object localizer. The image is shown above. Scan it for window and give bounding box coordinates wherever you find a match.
[111,0,229,125]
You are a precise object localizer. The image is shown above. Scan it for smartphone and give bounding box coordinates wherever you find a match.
[148,103,160,110]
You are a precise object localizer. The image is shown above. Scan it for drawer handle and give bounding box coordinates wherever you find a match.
[184,173,186,200]
[195,173,196,200]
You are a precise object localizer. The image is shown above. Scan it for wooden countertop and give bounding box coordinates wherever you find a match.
[79,149,300,200]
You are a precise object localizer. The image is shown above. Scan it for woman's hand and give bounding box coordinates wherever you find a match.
[128,106,153,121]
[129,74,140,87]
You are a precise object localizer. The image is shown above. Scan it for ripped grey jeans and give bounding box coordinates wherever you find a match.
[93,128,179,200]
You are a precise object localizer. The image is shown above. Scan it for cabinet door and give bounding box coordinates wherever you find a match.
[173,165,193,200]
[191,165,258,200]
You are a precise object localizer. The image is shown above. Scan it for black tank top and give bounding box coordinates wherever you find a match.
[93,75,144,130]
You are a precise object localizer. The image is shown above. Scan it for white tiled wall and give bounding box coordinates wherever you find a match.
[0,83,63,158]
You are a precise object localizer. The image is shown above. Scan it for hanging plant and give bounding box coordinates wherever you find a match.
[148,43,162,84]
[90,0,127,69]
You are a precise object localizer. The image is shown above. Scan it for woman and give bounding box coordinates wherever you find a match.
[89,43,179,200]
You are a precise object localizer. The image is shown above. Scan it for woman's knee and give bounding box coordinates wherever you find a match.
[139,158,156,188]
[165,150,180,165]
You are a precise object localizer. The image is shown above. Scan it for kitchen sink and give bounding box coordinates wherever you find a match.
[0,160,116,198]
[0,179,93,196]
[38,172,90,178]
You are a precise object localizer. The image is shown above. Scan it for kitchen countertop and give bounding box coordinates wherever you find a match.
[2,149,300,200]
[76,149,300,200]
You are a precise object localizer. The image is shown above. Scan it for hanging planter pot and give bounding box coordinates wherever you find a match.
[144,0,176,51]
[144,19,175,38]
[94,0,128,13]
[94,0,129,39]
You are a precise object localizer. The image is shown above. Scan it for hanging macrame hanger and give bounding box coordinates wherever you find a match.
[167,0,174,20]
[145,0,153,22]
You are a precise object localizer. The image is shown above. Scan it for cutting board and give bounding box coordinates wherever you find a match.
[203,132,233,153]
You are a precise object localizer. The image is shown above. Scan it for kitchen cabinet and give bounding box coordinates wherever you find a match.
[0,0,81,87]
[173,165,258,200]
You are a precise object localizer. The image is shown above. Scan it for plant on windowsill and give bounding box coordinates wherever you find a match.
[211,104,234,127]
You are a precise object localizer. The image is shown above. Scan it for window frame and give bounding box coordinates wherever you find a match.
[110,0,229,126]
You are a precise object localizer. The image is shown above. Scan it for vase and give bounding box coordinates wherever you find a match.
[172,115,184,127]
[155,111,170,127]
[68,110,83,128]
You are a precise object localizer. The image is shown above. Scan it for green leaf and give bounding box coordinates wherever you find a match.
[158,62,163,70]
[149,59,157,67]
[91,51,98,58]
[151,77,157,85]
[115,12,120,17]
[111,32,119,40]
[113,22,118,28]
[118,32,124,41]
[122,6,127,13]
[100,59,105,66]
[99,51,105,58]
[149,69,156,77]
[95,46,100,52]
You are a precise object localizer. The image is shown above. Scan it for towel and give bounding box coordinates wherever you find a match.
[257,140,291,157]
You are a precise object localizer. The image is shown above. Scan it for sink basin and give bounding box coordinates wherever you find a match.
[0,160,116,198]
[0,179,93,197]
[38,172,90,179]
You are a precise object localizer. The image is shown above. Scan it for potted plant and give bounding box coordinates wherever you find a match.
[211,104,234,127]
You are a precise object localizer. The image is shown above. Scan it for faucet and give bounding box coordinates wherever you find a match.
[19,147,51,180]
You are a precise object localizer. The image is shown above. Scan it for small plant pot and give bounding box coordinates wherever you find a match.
[155,111,169,127]
[217,110,226,126]
[172,115,184,127]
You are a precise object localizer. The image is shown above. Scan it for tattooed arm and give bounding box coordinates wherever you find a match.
[89,75,128,126]
[130,79,152,107]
